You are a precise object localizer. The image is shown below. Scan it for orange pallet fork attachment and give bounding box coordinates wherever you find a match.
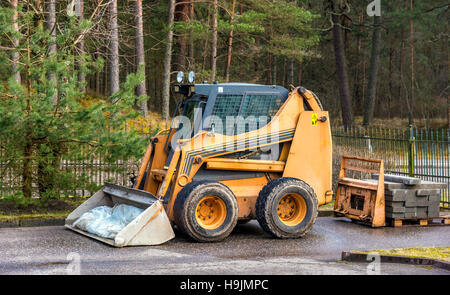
[334,156,385,227]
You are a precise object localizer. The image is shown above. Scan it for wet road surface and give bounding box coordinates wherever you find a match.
[0,217,449,275]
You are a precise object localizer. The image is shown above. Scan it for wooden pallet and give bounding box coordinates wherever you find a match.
[388,213,450,227]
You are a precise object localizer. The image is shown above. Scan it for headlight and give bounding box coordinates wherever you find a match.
[177,71,185,83]
[188,71,196,83]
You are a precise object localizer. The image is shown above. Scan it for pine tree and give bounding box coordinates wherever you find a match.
[162,0,175,122]
[134,0,148,116]
[0,3,146,198]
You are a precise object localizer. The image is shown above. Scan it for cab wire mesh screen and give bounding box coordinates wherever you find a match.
[210,93,283,135]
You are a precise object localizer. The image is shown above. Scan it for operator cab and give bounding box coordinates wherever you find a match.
[174,80,290,137]
[170,78,290,163]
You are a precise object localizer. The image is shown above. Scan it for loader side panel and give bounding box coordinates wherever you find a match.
[283,111,332,205]
[219,176,273,219]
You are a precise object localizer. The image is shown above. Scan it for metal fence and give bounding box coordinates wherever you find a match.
[0,144,140,198]
[1,126,449,208]
[332,125,450,208]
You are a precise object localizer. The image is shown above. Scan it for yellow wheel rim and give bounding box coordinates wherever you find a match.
[277,193,307,226]
[195,196,227,230]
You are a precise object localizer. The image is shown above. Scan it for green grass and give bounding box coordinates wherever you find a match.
[319,202,334,210]
[0,211,70,221]
[0,196,87,220]
[356,247,450,262]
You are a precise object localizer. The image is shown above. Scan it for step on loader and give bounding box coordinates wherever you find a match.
[66,81,333,246]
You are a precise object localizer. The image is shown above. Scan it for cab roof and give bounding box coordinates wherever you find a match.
[190,83,290,99]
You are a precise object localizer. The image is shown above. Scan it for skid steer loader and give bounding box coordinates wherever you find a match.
[66,81,333,246]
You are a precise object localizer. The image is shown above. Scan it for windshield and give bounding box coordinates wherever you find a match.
[183,100,200,123]
[180,95,207,137]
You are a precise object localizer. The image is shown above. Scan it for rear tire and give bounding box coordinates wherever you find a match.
[256,177,318,238]
[173,181,238,242]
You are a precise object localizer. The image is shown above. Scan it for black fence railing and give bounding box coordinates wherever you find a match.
[1,126,449,209]
[0,145,140,198]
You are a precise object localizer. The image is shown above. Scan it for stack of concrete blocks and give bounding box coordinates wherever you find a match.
[370,174,445,220]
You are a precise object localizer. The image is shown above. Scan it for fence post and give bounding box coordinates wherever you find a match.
[363,135,372,153]
[408,124,415,177]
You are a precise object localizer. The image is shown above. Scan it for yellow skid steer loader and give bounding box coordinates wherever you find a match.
[66,82,333,246]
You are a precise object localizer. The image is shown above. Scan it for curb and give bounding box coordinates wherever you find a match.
[0,218,65,228]
[0,210,335,228]
[341,251,450,271]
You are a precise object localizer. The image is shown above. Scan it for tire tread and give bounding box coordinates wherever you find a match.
[256,177,318,239]
[173,181,238,242]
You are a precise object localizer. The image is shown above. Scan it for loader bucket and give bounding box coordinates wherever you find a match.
[65,183,175,247]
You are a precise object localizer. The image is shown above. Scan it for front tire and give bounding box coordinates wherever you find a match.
[173,181,238,242]
[256,177,318,238]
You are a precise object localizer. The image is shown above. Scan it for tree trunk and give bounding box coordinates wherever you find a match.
[447,18,450,130]
[37,143,61,197]
[447,95,450,130]
[388,47,394,119]
[23,14,33,198]
[134,0,148,116]
[201,5,211,72]
[162,0,175,121]
[330,1,353,128]
[297,61,302,86]
[343,15,351,55]
[103,57,108,95]
[109,0,120,96]
[188,0,195,68]
[281,58,286,87]
[288,60,294,86]
[399,28,405,117]
[176,0,189,71]
[22,140,33,198]
[409,0,414,125]
[266,53,272,85]
[76,0,86,93]
[46,0,57,103]
[46,0,57,57]
[363,16,382,126]
[11,0,21,84]
[353,13,363,113]
[273,57,277,85]
[224,0,236,82]
[210,0,218,82]
[95,49,101,94]
[362,58,366,112]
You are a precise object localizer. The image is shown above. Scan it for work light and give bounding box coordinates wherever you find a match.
[177,71,185,83]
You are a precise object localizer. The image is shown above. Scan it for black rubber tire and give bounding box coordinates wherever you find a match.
[173,181,239,242]
[256,177,318,239]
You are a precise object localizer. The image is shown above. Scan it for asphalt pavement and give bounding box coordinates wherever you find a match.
[0,217,449,275]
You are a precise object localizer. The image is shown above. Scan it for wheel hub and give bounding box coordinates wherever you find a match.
[196,196,226,230]
[277,193,307,226]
